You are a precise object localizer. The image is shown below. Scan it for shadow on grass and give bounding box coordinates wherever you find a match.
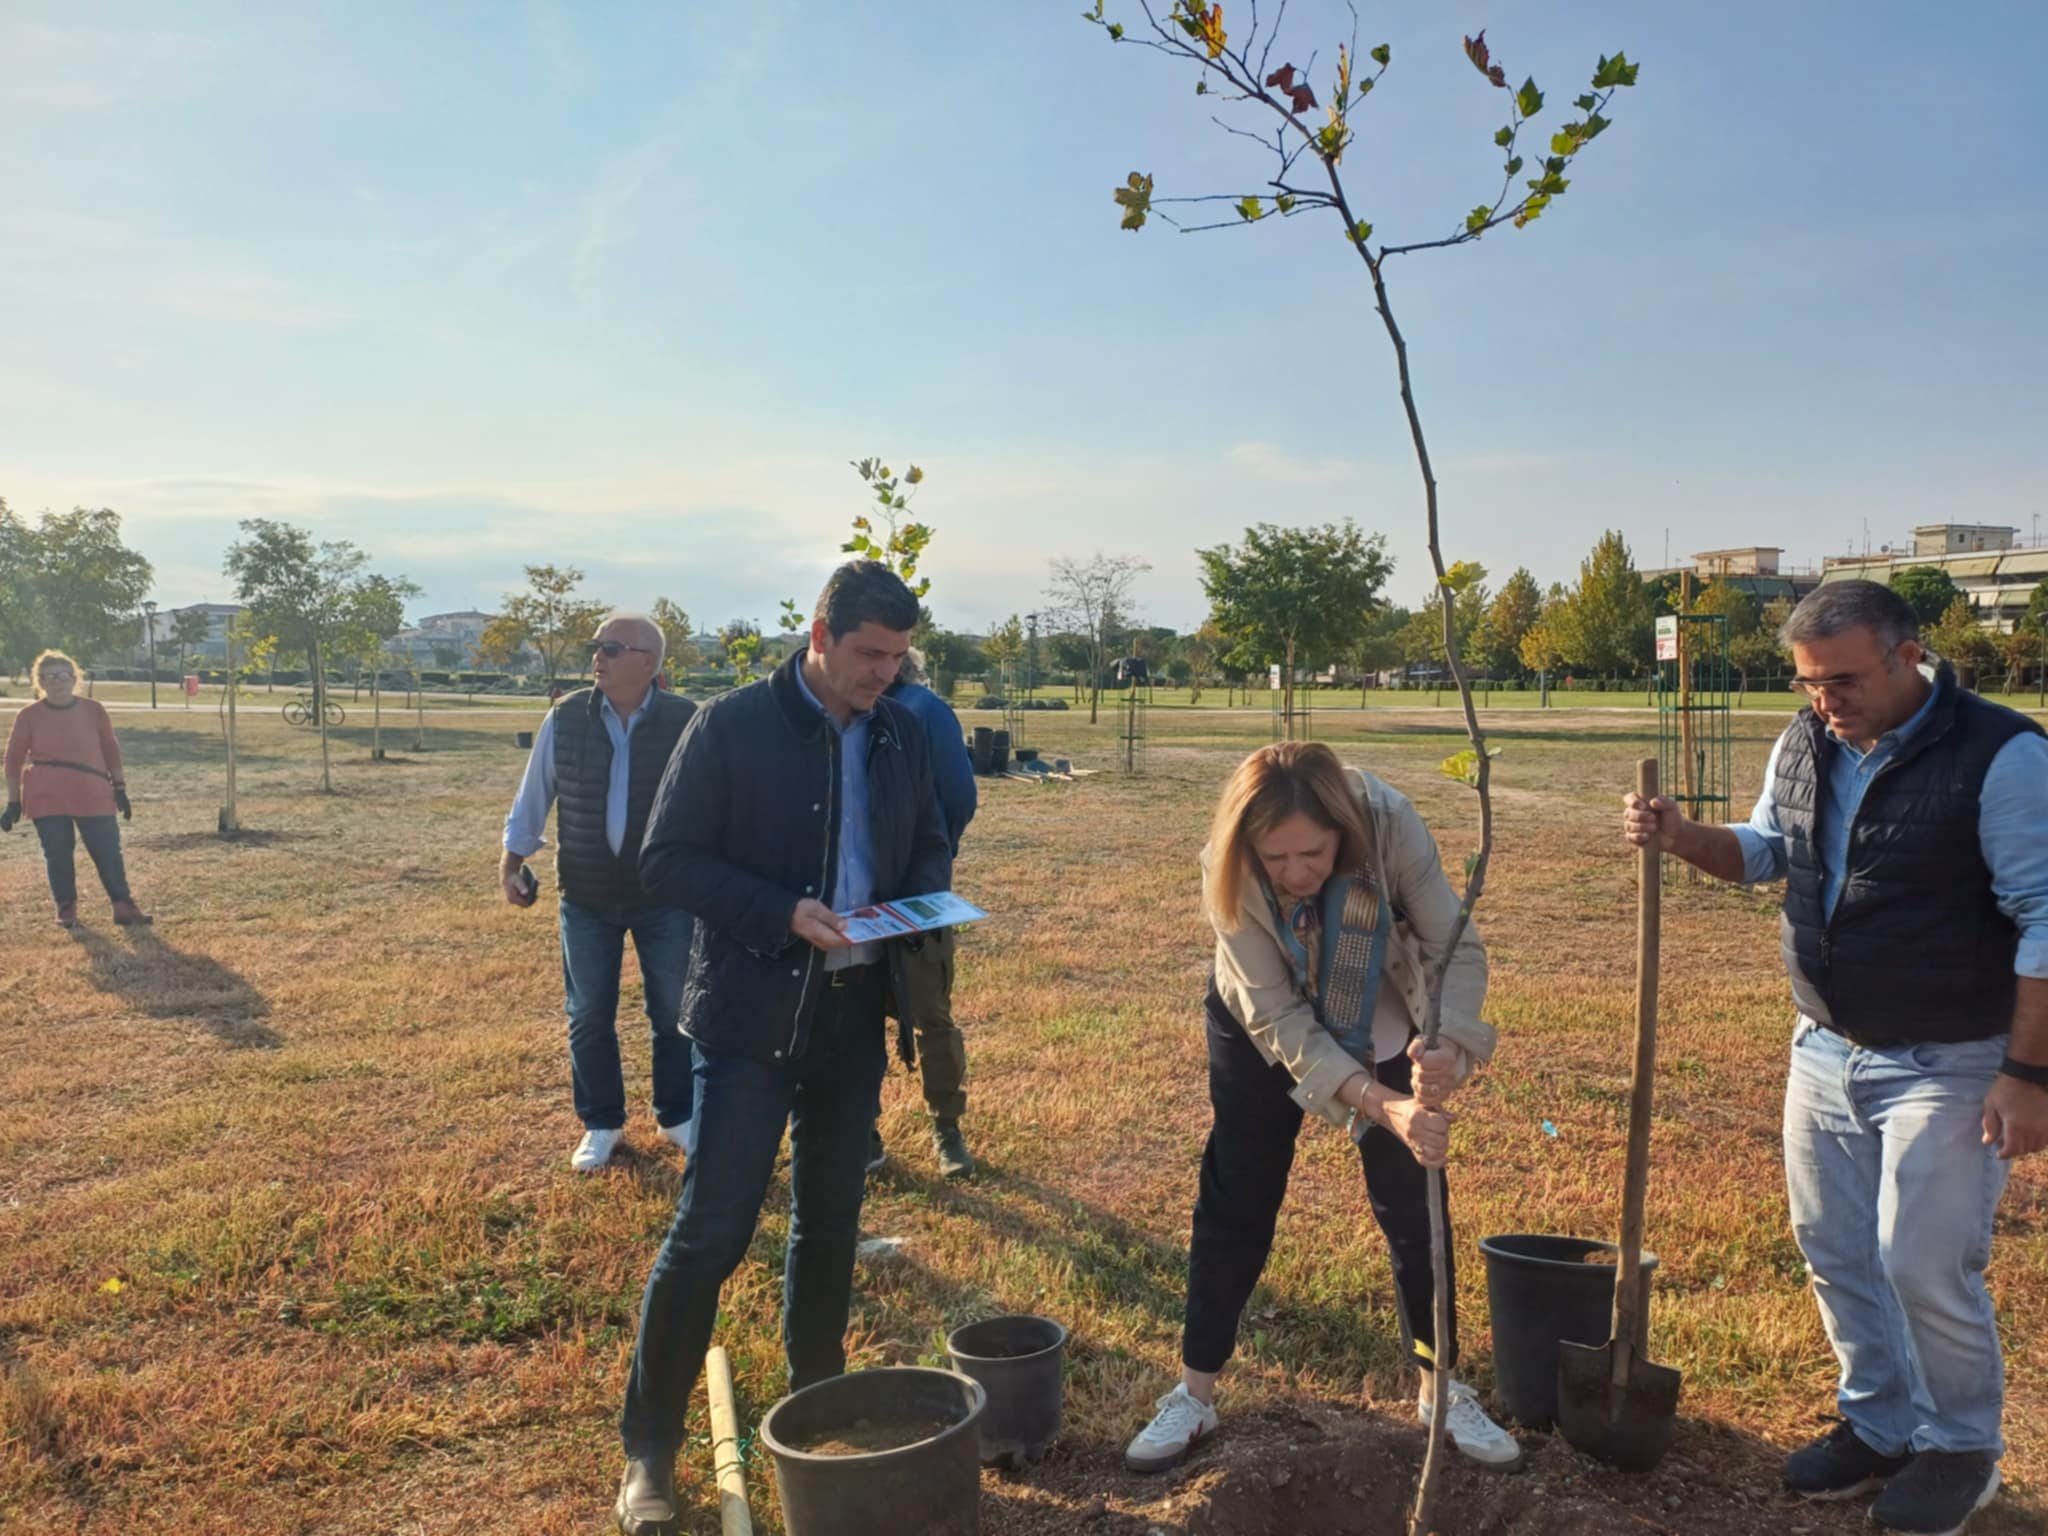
[126,828,326,851]
[71,926,279,1047]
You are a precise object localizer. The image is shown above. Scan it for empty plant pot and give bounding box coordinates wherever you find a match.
[1479,1234,1658,1428]
[946,1315,1067,1467]
[759,1367,985,1536]
[515,730,534,749]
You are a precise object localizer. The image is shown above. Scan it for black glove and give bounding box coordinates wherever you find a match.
[114,788,132,821]
[0,801,18,833]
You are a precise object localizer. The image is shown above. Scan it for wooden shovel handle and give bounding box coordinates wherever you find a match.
[1612,757,1662,1384]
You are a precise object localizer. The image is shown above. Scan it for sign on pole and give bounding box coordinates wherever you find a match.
[1654,616,1679,662]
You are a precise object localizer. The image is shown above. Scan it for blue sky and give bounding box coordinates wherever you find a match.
[4,1,2044,633]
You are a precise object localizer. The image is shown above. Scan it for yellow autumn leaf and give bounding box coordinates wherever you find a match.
[99,1277,125,1294]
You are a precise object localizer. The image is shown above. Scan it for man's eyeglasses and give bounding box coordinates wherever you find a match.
[1788,646,1897,700]
[587,640,655,659]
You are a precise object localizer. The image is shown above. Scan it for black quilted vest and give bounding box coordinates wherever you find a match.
[552,687,694,909]
[1776,670,2042,1046]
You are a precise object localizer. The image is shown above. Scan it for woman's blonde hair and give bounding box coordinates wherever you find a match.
[31,649,81,700]
[1205,741,1373,930]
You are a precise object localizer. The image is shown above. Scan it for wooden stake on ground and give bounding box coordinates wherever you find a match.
[706,1346,753,1536]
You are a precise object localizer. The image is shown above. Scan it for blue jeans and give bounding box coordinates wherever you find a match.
[1783,1019,2011,1457]
[559,899,694,1131]
[620,968,888,1459]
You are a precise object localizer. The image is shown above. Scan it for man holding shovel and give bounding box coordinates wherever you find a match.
[1623,580,2048,1536]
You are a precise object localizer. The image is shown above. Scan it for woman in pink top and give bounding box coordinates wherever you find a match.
[2,649,151,928]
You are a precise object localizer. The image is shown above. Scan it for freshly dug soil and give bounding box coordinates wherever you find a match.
[794,1415,958,1456]
[975,1406,1966,1536]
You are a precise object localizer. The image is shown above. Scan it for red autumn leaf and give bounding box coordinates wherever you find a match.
[1265,63,1297,90]
[1288,82,1317,114]
[1488,64,1507,88]
[1463,31,1490,75]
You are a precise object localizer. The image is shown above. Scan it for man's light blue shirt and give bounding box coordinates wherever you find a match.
[794,662,880,970]
[501,690,653,860]
[1732,678,2048,978]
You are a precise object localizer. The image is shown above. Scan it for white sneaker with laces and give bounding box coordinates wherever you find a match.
[1419,1380,1523,1470]
[1125,1383,1220,1473]
[571,1128,625,1174]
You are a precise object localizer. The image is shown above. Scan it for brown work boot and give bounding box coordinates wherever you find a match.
[111,899,153,926]
[56,902,78,928]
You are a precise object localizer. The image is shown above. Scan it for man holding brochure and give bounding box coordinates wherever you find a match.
[612,560,952,1536]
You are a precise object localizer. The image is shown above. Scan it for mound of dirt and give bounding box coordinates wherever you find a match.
[983,1407,1882,1536]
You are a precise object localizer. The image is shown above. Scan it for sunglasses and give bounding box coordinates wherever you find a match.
[587,640,655,659]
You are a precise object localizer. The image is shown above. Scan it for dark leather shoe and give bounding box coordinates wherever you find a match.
[614,1455,681,1536]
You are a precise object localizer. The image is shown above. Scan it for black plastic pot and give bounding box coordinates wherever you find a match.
[990,729,1010,775]
[515,730,534,749]
[1478,1234,1659,1428]
[759,1367,985,1536]
[971,726,994,775]
[946,1315,1066,1467]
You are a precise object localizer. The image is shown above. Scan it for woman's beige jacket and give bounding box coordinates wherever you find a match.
[1203,767,1495,1130]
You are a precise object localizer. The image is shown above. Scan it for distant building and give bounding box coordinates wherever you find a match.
[1910,523,2016,558]
[1820,532,2048,632]
[387,610,500,665]
[145,603,243,661]
[1692,547,1782,578]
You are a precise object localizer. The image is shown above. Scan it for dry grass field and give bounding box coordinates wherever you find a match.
[2,692,2042,1533]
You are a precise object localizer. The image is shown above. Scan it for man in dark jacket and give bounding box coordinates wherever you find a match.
[1624,580,2048,1536]
[500,611,695,1174]
[869,646,979,1178]
[612,560,951,1536]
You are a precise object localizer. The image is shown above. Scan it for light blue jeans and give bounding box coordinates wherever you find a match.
[1783,1019,2010,1457]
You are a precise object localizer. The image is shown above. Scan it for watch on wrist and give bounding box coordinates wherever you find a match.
[1999,1055,2048,1089]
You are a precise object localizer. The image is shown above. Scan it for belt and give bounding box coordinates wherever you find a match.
[827,961,881,989]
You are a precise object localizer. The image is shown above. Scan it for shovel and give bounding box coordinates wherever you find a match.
[1557,757,1683,1472]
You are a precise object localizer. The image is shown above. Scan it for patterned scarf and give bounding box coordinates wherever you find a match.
[1267,870,1392,1068]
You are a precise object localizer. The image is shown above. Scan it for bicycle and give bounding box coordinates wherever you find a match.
[282,695,346,727]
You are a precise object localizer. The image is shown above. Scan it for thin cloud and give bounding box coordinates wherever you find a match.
[572,133,681,300]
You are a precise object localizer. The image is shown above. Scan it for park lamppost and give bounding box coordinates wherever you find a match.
[141,600,159,708]
[1025,611,1039,699]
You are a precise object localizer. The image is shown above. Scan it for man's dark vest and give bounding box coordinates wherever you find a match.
[552,687,694,909]
[1776,668,2042,1046]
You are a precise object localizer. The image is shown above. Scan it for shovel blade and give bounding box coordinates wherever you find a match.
[1555,1338,1682,1473]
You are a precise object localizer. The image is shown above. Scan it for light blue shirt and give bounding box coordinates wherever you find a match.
[1732,679,2048,978]
[501,690,653,859]
[794,662,879,970]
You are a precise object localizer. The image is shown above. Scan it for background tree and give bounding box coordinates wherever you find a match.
[1087,9,1639,1521]
[1045,552,1149,722]
[1565,530,1654,677]
[843,457,932,598]
[1891,565,1964,629]
[1197,520,1393,735]
[982,614,1027,686]
[649,597,700,673]
[1478,567,1542,677]
[500,564,605,689]
[1182,619,1224,702]
[171,607,215,678]
[1048,631,1095,700]
[719,619,764,682]
[475,616,528,672]
[430,643,464,672]
[0,504,154,674]
[2021,575,2048,635]
[1730,598,1793,694]
[224,519,415,792]
[1926,595,1994,689]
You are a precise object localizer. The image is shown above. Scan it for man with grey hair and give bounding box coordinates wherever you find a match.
[501,609,698,1173]
[1623,578,2048,1535]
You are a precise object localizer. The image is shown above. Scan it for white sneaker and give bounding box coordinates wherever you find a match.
[1125,1383,1220,1473]
[571,1128,624,1174]
[658,1121,689,1151]
[1420,1380,1523,1470]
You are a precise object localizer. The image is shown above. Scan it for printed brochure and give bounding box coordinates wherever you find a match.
[838,891,988,944]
